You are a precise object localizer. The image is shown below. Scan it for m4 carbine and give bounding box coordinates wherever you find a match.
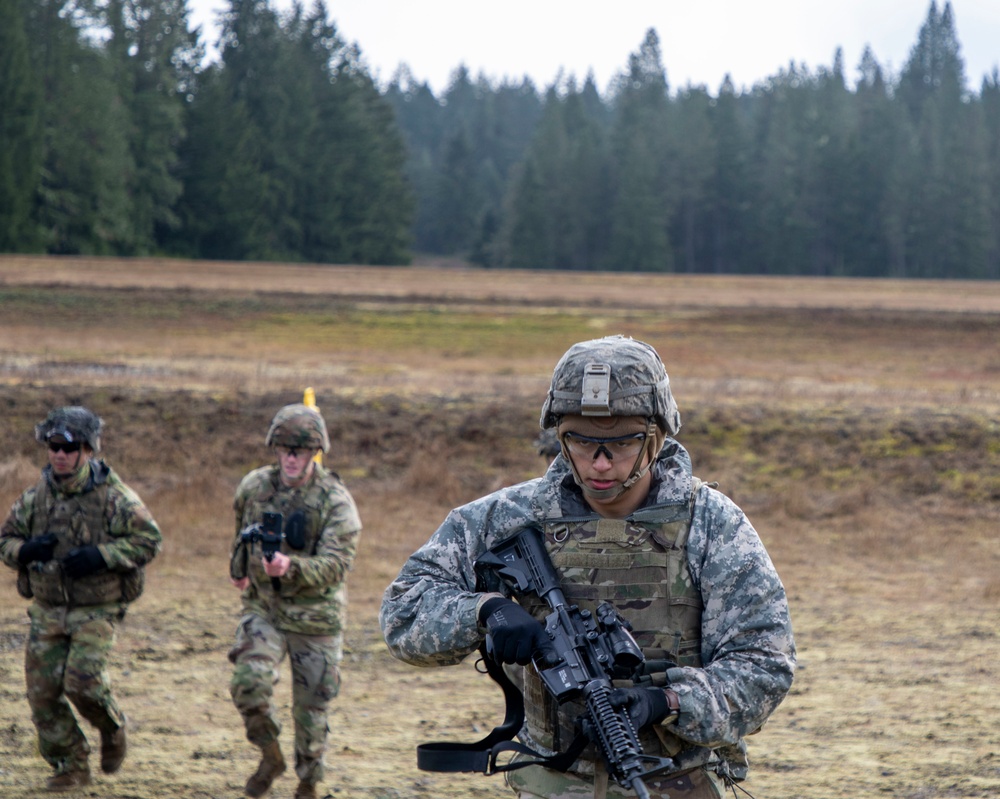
[475,525,676,799]
[239,512,284,590]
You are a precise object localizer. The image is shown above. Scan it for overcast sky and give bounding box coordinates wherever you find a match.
[186,1,1000,94]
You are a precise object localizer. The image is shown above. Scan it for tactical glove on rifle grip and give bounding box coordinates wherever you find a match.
[18,533,57,566]
[480,597,553,665]
[608,686,671,732]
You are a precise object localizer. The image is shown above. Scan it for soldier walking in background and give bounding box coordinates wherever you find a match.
[228,403,362,799]
[533,428,562,465]
[0,406,162,792]
[381,336,796,799]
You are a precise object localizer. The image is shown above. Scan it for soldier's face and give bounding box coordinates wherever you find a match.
[275,445,316,487]
[47,437,88,476]
[567,439,648,494]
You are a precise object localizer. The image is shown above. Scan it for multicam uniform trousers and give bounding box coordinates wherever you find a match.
[505,759,728,799]
[25,602,126,774]
[228,613,342,784]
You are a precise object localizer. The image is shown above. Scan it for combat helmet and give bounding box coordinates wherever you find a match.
[540,336,680,502]
[265,403,330,453]
[540,335,680,435]
[34,406,103,452]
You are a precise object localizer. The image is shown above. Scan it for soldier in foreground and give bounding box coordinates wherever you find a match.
[0,406,162,792]
[381,336,796,798]
[228,404,361,799]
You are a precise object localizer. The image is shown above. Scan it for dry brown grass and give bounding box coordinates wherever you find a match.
[1,256,999,799]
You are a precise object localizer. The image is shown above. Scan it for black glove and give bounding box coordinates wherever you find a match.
[62,546,107,579]
[608,686,671,732]
[479,597,555,665]
[17,534,58,566]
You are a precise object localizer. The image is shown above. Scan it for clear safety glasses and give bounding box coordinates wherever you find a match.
[560,431,647,462]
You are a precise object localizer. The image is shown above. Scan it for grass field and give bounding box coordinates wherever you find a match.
[0,255,998,799]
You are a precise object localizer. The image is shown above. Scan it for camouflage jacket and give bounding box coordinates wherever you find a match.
[230,464,361,636]
[0,460,162,606]
[380,441,796,776]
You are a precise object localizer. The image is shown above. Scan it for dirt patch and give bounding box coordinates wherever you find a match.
[0,259,998,798]
[0,386,998,799]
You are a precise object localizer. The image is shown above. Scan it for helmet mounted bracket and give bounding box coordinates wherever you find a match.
[580,363,612,416]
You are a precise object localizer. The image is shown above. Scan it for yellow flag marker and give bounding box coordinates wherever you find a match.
[303,387,323,465]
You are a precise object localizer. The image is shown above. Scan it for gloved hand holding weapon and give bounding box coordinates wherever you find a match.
[474,525,678,799]
[239,512,286,591]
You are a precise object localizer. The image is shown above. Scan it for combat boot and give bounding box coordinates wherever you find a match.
[294,779,318,799]
[45,766,91,792]
[245,740,286,797]
[101,721,128,773]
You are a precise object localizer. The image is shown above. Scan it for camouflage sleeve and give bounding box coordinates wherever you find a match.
[379,506,488,668]
[230,474,252,567]
[290,483,361,589]
[666,486,796,747]
[97,472,163,571]
[0,487,36,569]
[379,482,542,668]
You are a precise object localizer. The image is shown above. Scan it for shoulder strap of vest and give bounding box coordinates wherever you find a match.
[31,476,53,538]
[416,644,587,776]
[672,476,706,550]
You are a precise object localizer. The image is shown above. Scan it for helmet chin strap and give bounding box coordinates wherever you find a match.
[563,420,656,504]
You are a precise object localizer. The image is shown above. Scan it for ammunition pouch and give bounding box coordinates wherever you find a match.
[16,566,33,599]
[120,568,145,603]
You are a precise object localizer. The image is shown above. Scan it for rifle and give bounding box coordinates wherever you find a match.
[475,525,677,799]
[239,512,284,591]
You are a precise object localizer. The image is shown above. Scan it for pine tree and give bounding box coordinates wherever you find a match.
[745,64,816,274]
[671,85,716,272]
[385,66,447,253]
[843,47,906,276]
[0,0,43,251]
[173,66,267,260]
[606,29,673,272]
[495,78,610,270]
[897,1,989,277]
[981,69,1000,277]
[808,49,855,275]
[319,33,414,265]
[708,76,752,273]
[26,0,132,254]
[106,0,198,255]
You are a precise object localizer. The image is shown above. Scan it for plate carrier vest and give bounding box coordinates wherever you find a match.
[512,482,704,763]
[19,470,143,606]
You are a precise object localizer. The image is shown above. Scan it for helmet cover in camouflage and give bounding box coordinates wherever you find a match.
[34,406,103,451]
[265,404,330,453]
[539,335,681,436]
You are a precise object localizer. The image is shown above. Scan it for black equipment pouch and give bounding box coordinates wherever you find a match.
[284,509,307,550]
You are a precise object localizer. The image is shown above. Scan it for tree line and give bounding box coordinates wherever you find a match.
[0,0,411,265]
[2,1,999,278]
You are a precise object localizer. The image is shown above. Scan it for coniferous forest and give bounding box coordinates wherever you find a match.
[1,0,999,277]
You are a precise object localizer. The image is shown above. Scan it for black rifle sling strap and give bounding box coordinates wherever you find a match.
[416,644,588,776]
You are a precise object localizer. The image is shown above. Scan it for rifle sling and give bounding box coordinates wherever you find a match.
[416,643,589,776]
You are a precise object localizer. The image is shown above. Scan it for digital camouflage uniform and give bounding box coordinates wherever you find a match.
[228,406,361,790]
[0,440,161,781]
[380,336,796,799]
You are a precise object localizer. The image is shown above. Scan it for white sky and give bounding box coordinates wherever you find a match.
[186,1,1000,94]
